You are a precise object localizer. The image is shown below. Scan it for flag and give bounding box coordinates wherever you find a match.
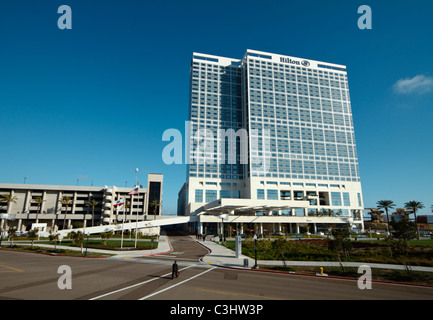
[113,198,125,207]
[129,186,139,195]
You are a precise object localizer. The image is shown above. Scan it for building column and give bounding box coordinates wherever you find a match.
[24,190,31,214]
[295,223,300,234]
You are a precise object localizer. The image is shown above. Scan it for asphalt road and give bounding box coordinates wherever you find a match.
[1,232,433,301]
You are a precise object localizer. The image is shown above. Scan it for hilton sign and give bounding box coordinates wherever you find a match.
[280,57,310,67]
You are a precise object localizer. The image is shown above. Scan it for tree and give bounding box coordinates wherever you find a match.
[328,226,352,271]
[388,219,418,279]
[388,237,414,279]
[69,231,85,254]
[377,200,395,235]
[404,201,424,239]
[150,200,161,220]
[59,196,73,230]
[272,238,288,268]
[100,231,114,246]
[33,196,46,224]
[49,232,59,252]
[389,219,418,244]
[7,228,16,247]
[28,229,38,249]
[85,198,99,227]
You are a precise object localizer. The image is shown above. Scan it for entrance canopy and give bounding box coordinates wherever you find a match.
[196,198,310,215]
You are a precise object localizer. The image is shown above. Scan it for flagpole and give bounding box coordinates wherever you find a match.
[134,189,139,248]
[121,198,125,249]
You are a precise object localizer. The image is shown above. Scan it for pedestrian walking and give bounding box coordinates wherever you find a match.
[172,261,179,279]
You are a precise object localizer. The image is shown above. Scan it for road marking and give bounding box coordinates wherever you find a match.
[0,265,24,273]
[89,264,196,300]
[196,288,283,300]
[138,266,217,300]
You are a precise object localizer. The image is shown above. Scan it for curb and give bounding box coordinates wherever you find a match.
[140,237,173,257]
[0,247,109,258]
[191,237,213,263]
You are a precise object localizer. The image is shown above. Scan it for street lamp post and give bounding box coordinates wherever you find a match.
[85,232,90,257]
[253,234,258,269]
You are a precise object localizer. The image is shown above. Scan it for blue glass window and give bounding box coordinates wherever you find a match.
[331,192,342,206]
[195,189,203,203]
[267,189,279,200]
[220,190,231,198]
[343,192,350,206]
[257,189,265,200]
[205,190,217,202]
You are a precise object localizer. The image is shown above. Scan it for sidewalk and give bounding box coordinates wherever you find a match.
[3,235,172,258]
[193,237,255,268]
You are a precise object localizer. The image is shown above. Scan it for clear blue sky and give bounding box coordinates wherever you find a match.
[1,0,432,216]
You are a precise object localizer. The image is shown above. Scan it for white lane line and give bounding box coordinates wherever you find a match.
[138,266,217,300]
[89,264,196,300]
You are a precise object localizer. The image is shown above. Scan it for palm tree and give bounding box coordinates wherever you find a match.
[377,200,395,235]
[59,196,73,230]
[85,198,99,227]
[150,200,161,220]
[33,196,46,224]
[404,201,424,239]
[0,194,18,230]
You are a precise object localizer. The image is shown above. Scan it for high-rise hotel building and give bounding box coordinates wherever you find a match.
[178,49,364,235]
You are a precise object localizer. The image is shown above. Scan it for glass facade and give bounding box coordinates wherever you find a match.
[188,56,244,180]
[245,53,360,182]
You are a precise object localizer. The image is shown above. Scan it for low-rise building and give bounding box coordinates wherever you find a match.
[0,173,163,233]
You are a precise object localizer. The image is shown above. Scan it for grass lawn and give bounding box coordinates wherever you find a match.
[0,245,112,257]
[221,238,433,267]
[11,238,159,251]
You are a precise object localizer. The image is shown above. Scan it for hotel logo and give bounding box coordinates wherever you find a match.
[280,57,310,67]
